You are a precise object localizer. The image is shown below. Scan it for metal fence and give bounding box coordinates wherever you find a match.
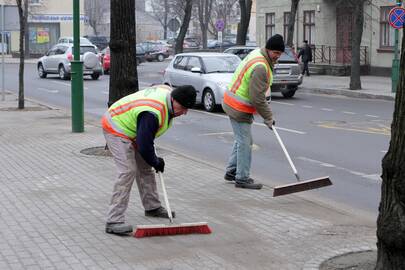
[312,45,368,65]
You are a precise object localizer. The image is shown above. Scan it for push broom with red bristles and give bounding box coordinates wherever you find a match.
[134,172,212,238]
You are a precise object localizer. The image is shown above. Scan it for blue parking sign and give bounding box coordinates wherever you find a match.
[389,7,405,29]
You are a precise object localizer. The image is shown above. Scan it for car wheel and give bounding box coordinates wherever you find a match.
[58,65,69,80]
[38,64,47,78]
[91,73,100,80]
[203,89,216,112]
[281,87,296,98]
[157,54,164,62]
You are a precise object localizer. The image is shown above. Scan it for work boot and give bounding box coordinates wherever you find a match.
[235,178,263,190]
[145,206,176,219]
[224,171,236,181]
[105,222,133,235]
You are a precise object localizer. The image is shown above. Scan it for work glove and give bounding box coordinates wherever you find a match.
[154,157,165,173]
[266,119,275,130]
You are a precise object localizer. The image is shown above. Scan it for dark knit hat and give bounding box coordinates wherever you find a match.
[171,85,197,108]
[265,34,285,52]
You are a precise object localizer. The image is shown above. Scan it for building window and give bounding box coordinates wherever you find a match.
[303,10,315,44]
[265,13,275,41]
[284,12,291,42]
[380,6,395,48]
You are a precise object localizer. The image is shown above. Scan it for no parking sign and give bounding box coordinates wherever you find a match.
[389,7,405,29]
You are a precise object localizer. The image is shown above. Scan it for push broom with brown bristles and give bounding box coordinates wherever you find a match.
[134,172,212,238]
[271,126,332,197]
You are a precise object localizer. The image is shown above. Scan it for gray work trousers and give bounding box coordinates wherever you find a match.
[103,130,161,224]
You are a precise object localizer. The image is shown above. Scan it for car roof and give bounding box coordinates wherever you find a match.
[225,46,258,50]
[174,52,238,57]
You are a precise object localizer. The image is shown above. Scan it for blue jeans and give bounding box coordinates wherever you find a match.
[226,119,252,181]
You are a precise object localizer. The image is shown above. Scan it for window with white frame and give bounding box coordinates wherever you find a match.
[303,10,315,44]
[265,13,275,41]
[284,12,291,42]
[380,6,395,48]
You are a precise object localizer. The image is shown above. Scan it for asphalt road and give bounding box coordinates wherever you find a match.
[2,61,393,218]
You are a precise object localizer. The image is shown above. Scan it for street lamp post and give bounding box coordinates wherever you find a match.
[71,0,84,132]
[392,1,403,93]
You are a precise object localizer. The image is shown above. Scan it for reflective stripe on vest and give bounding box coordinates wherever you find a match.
[101,112,130,139]
[225,49,272,113]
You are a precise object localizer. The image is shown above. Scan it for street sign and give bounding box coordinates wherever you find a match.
[389,7,405,29]
[215,19,224,32]
[168,18,180,32]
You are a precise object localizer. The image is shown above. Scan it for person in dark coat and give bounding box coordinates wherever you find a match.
[298,40,313,76]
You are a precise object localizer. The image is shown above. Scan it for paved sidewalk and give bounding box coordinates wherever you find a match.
[0,93,377,270]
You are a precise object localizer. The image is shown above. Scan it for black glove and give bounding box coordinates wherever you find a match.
[154,157,165,173]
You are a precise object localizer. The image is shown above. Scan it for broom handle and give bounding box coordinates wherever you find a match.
[158,172,173,223]
[272,126,300,181]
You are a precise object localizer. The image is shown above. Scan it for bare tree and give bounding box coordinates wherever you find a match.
[208,0,238,38]
[84,0,106,36]
[197,0,213,48]
[108,0,138,107]
[286,0,300,47]
[175,0,192,54]
[376,24,405,270]
[236,0,252,45]
[148,0,170,39]
[15,0,28,109]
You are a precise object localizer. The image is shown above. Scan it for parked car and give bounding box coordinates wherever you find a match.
[224,46,303,98]
[83,35,109,50]
[163,52,241,112]
[37,43,103,80]
[101,45,145,74]
[57,36,93,46]
[207,40,236,50]
[139,42,170,62]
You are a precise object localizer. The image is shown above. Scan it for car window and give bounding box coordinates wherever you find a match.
[136,46,144,54]
[203,56,240,73]
[186,57,201,71]
[72,46,97,55]
[173,56,188,70]
[279,47,297,63]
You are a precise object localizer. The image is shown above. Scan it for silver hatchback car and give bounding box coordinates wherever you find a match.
[37,43,103,80]
[224,46,303,98]
[163,52,241,112]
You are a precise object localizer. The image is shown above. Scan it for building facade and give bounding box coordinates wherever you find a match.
[256,0,403,75]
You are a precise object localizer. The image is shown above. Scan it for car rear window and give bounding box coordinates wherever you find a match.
[72,46,97,55]
[279,47,297,63]
[203,56,241,73]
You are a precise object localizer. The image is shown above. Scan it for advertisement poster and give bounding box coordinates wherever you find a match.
[37,28,50,44]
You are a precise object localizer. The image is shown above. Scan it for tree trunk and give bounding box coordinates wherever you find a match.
[286,0,299,47]
[198,0,213,49]
[16,0,28,109]
[349,0,363,90]
[175,0,192,54]
[108,0,138,107]
[376,25,405,270]
[163,0,168,40]
[236,0,252,45]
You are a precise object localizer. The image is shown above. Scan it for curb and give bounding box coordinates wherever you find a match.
[300,87,395,101]
[302,245,376,270]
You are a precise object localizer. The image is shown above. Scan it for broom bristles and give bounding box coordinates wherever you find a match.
[134,222,211,238]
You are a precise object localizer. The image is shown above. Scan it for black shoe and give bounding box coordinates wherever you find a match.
[224,171,235,181]
[145,206,176,219]
[105,223,133,235]
[235,178,263,190]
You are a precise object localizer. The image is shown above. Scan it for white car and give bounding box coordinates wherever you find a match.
[163,52,241,112]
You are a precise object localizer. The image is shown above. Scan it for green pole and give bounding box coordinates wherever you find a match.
[71,0,84,132]
[392,1,403,93]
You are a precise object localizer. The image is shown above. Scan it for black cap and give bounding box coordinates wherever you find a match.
[171,85,197,108]
[265,34,285,52]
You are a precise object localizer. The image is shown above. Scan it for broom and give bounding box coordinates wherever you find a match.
[271,126,332,197]
[134,172,212,238]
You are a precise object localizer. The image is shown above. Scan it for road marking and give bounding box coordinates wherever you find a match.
[191,110,306,134]
[321,108,334,111]
[37,87,59,93]
[272,101,294,106]
[297,156,381,182]
[50,80,88,90]
[365,114,379,118]
[302,105,313,108]
[316,121,390,136]
[381,150,387,153]
[199,132,233,136]
[102,91,108,95]
[342,111,356,115]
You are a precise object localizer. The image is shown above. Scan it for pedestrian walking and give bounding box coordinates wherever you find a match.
[222,34,285,190]
[298,40,313,76]
[102,84,196,235]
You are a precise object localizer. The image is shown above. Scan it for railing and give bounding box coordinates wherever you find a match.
[312,45,368,65]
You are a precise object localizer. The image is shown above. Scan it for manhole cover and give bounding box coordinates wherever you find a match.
[80,146,112,157]
[0,107,49,111]
[320,250,376,270]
